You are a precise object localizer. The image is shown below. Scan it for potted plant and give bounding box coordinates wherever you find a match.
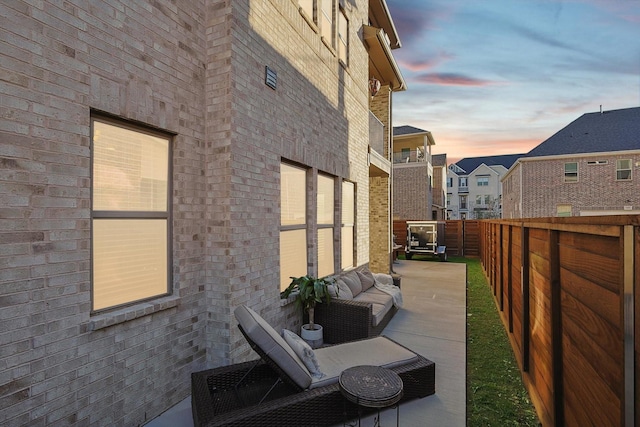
[281,275,334,347]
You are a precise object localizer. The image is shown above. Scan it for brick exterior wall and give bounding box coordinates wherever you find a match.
[503,154,640,218]
[0,0,372,424]
[393,164,431,220]
[369,176,389,273]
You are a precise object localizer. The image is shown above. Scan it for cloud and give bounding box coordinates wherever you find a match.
[413,73,498,86]
[398,51,455,72]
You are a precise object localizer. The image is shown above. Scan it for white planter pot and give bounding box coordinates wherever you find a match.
[301,324,323,348]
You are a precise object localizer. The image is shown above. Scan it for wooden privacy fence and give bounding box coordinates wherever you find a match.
[480,216,640,427]
[393,220,480,257]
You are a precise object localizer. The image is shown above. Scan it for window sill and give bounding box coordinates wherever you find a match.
[89,295,180,331]
[299,7,319,34]
[280,293,297,307]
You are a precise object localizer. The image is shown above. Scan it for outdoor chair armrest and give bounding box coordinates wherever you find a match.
[312,299,373,344]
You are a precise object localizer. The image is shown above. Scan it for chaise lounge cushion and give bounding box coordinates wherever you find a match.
[234,305,313,389]
[309,335,419,389]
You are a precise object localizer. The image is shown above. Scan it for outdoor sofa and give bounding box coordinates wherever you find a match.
[313,267,402,343]
[191,305,435,427]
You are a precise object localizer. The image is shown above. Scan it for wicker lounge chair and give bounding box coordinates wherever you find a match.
[191,305,435,426]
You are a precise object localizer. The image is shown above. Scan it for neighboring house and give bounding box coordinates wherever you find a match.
[447,154,522,219]
[432,154,448,220]
[0,1,405,425]
[503,107,640,218]
[391,125,436,221]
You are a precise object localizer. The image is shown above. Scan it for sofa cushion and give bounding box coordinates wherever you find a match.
[327,278,353,300]
[340,271,362,297]
[234,305,312,389]
[357,270,376,292]
[310,336,419,389]
[354,287,394,326]
[282,329,325,379]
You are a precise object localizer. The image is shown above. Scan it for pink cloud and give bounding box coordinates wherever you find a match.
[399,51,455,72]
[414,73,498,87]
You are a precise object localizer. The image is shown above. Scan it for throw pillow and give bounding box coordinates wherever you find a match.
[357,270,375,291]
[341,271,362,296]
[334,279,353,300]
[282,329,325,379]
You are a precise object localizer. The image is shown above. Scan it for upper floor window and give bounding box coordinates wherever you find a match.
[564,162,578,183]
[91,116,171,311]
[447,177,453,188]
[317,174,335,278]
[459,195,468,209]
[320,0,334,45]
[616,159,632,180]
[337,7,348,64]
[459,177,468,187]
[476,177,489,186]
[280,163,308,291]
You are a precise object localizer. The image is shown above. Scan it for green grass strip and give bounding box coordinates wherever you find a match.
[453,256,539,426]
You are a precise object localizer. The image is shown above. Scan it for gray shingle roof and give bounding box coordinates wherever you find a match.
[526,106,640,158]
[393,125,429,136]
[455,154,524,174]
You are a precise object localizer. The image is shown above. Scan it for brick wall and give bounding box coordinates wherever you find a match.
[0,0,372,424]
[505,154,640,218]
[393,164,431,220]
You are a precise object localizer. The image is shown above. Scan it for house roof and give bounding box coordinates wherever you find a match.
[526,106,640,158]
[454,154,524,174]
[393,125,429,136]
[432,153,447,167]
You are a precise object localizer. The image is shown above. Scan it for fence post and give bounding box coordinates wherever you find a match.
[549,229,564,426]
[623,225,635,426]
[521,225,530,372]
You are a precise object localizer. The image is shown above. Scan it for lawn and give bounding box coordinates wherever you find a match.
[457,256,539,426]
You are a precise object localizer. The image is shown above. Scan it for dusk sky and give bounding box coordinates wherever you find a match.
[386,0,640,163]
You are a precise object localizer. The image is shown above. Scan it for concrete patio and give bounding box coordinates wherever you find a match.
[146,259,467,427]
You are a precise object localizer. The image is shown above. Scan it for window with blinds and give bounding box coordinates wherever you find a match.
[320,0,333,44]
[91,117,171,311]
[317,174,335,278]
[341,181,354,269]
[280,163,308,290]
[337,7,348,64]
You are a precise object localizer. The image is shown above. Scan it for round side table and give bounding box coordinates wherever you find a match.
[339,365,404,427]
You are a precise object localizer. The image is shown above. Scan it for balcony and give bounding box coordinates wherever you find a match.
[392,148,426,164]
[457,186,469,193]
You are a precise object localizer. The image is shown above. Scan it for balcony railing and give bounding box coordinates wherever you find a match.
[392,149,426,164]
[458,186,469,193]
[369,112,385,158]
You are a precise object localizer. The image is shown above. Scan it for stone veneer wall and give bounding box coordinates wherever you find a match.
[0,0,371,424]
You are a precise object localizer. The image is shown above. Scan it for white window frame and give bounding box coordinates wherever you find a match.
[476,176,489,186]
[616,159,632,181]
[91,115,172,312]
[564,162,578,183]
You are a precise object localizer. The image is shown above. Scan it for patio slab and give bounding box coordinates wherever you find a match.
[145,259,467,427]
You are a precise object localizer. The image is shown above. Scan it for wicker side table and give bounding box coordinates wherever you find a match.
[339,365,404,427]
